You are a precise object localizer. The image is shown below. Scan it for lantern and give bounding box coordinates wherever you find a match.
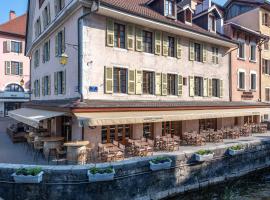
[60,53,68,65]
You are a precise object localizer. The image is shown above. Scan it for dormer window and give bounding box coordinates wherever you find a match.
[209,15,216,32]
[165,0,174,17]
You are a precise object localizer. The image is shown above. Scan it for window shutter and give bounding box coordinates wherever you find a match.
[176,38,182,59]
[219,79,224,98]
[4,41,11,53]
[155,31,162,55]
[135,27,143,51]
[127,24,135,50]
[7,41,11,53]
[33,81,36,97]
[3,41,7,53]
[48,75,51,95]
[62,28,65,53]
[189,41,195,61]
[42,9,46,29]
[48,3,51,24]
[208,79,212,97]
[135,70,143,94]
[38,79,41,97]
[128,69,135,94]
[215,48,219,64]
[19,42,23,53]
[211,47,215,64]
[155,72,162,95]
[202,44,207,63]
[263,60,266,74]
[42,77,45,96]
[105,66,113,94]
[54,0,59,16]
[161,73,167,96]
[162,34,168,56]
[189,76,194,97]
[62,70,66,94]
[5,61,11,75]
[42,45,45,63]
[55,34,59,56]
[48,40,50,61]
[54,72,58,95]
[263,13,266,25]
[19,62,23,75]
[106,19,114,47]
[203,78,208,97]
[178,75,183,96]
[61,0,65,8]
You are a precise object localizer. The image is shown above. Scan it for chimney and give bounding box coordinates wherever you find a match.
[9,10,16,21]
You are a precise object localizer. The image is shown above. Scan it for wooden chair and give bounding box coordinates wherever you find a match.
[33,139,44,162]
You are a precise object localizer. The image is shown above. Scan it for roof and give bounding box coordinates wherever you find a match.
[193,5,223,19]
[0,14,27,37]
[99,0,235,44]
[23,98,270,112]
[224,0,265,8]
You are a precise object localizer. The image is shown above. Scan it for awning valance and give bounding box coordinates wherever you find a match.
[8,108,66,128]
[75,108,270,127]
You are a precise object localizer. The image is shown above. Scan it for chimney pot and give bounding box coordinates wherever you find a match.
[9,10,16,21]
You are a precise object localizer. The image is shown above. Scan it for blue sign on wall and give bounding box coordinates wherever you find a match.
[89,86,98,92]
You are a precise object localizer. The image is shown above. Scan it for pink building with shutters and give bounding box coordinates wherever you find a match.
[0,11,30,117]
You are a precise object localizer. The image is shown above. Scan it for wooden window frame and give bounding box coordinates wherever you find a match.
[143,71,154,95]
[142,30,153,53]
[113,67,127,94]
[194,76,203,97]
[167,74,177,95]
[168,36,175,57]
[194,43,202,62]
[114,23,126,49]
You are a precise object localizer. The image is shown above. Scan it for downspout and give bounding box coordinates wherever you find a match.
[258,38,267,102]
[77,1,99,102]
[229,51,232,102]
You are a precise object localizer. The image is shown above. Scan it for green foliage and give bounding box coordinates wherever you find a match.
[196,150,213,155]
[89,166,114,175]
[16,167,42,176]
[150,156,171,164]
[230,145,244,151]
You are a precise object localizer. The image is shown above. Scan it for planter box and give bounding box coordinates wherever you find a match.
[228,148,244,156]
[195,153,214,162]
[149,159,172,171]
[87,169,115,182]
[12,171,44,183]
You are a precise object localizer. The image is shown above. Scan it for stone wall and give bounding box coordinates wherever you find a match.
[1,139,270,200]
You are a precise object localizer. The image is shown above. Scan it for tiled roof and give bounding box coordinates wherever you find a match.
[99,0,234,43]
[0,14,27,36]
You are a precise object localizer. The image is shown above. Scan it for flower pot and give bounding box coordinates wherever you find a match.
[195,153,214,162]
[149,159,172,171]
[228,148,244,156]
[87,169,115,182]
[12,171,44,183]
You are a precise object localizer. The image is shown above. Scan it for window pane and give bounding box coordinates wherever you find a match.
[168,37,175,57]
[143,71,154,94]
[143,31,153,53]
[195,43,201,62]
[113,68,127,93]
[114,23,125,49]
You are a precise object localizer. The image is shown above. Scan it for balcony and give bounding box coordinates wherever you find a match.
[0,91,30,99]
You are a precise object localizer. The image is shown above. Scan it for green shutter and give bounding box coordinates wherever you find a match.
[127,24,135,50]
[208,79,212,97]
[135,70,143,94]
[155,72,162,95]
[5,61,10,75]
[62,70,66,94]
[62,28,65,53]
[48,75,51,95]
[135,28,143,51]
[212,47,215,64]
[155,31,162,55]
[189,76,194,97]
[19,63,23,75]
[106,19,114,47]
[128,69,135,94]
[203,78,208,97]
[202,43,207,63]
[42,77,45,96]
[176,38,182,59]
[178,75,183,96]
[38,79,41,97]
[189,41,195,61]
[105,66,113,94]
[163,34,168,56]
[55,34,59,56]
[220,79,224,98]
[54,72,58,95]
[162,73,167,96]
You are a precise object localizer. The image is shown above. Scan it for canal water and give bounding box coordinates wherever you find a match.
[168,168,270,200]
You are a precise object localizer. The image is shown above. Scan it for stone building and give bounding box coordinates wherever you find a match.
[0,11,30,117]
[9,0,270,147]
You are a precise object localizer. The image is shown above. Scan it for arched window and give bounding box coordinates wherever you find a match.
[5,84,24,92]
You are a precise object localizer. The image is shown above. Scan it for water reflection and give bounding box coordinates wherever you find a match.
[168,168,270,200]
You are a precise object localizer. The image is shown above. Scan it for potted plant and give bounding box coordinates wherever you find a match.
[228,145,244,156]
[149,156,172,171]
[194,150,214,162]
[88,166,115,182]
[12,167,44,183]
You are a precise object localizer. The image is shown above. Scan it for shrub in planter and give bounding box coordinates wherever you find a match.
[149,157,172,171]
[228,145,244,156]
[194,150,214,162]
[88,166,115,182]
[12,167,43,183]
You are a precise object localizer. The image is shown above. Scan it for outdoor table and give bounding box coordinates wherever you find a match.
[64,141,89,164]
[41,137,65,158]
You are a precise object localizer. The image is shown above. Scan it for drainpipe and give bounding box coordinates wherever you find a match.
[229,51,232,102]
[77,1,99,102]
[258,38,267,102]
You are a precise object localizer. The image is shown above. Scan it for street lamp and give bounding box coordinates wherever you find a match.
[60,53,69,65]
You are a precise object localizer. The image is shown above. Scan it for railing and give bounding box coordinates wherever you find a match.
[0,91,30,99]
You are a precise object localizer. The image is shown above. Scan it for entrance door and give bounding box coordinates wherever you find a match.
[101,125,132,144]
[4,102,21,116]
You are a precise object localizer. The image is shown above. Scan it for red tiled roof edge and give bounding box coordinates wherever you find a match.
[0,14,27,37]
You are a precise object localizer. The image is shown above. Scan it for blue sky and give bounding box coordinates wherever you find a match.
[0,0,230,24]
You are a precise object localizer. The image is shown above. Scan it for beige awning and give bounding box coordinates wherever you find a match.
[75,108,270,126]
[8,108,65,128]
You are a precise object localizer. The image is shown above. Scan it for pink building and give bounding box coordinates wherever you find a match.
[0,11,30,117]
